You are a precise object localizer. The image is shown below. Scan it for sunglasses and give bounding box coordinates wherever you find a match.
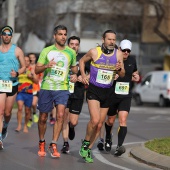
[2,32,12,36]
[121,49,131,53]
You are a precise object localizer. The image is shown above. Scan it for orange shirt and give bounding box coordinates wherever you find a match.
[33,72,43,93]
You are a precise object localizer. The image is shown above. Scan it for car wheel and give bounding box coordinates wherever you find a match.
[134,94,142,106]
[159,96,166,107]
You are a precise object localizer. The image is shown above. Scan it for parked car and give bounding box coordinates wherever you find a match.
[133,71,170,107]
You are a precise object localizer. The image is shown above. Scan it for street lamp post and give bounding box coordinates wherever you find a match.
[7,0,20,44]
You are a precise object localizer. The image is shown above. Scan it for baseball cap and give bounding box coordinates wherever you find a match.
[1,25,13,35]
[119,39,132,50]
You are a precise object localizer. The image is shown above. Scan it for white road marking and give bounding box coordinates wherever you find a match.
[93,142,144,170]
[130,107,169,114]
[93,149,132,170]
[148,115,170,120]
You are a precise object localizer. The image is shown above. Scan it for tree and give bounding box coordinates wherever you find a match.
[138,0,170,44]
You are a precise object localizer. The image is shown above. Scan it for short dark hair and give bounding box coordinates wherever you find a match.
[53,25,67,34]
[28,53,36,57]
[24,55,31,61]
[67,36,80,45]
[102,30,116,39]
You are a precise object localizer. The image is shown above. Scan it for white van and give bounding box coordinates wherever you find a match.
[133,71,170,107]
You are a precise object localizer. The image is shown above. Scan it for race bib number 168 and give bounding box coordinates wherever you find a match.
[96,69,113,84]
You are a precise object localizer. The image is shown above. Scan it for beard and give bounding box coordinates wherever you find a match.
[3,39,11,44]
[107,45,114,50]
[55,39,66,47]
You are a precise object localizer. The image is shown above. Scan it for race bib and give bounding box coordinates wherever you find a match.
[0,80,12,92]
[50,66,66,81]
[69,81,75,93]
[96,69,113,84]
[115,82,129,95]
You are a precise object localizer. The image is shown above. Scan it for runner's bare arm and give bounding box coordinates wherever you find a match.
[70,65,78,75]
[16,47,26,75]
[79,48,96,85]
[27,69,39,84]
[35,58,56,74]
[116,50,125,77]
[132,71,140,82]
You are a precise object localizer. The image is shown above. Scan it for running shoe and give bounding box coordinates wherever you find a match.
[61,142,70,154]
[27,120,33,128]
[38,141,46,157]
[48,143,60,158]
[68,122,75,140]
[50,118,55,125]
[79,140,90,158]
[97,139,104,151]
[114,146,126,156]
[105,138,112,152]
[2,127,8,140]
[33,114,39,123]
[0,140,4,150]
[84,149,93,163]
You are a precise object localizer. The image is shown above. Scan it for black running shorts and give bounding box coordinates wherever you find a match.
[86,83,113,108]
[0,85,18,97]
[107,97,132,116]
[67,98,84,115]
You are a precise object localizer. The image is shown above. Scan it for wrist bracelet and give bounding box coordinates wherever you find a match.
[72,73,77,76]
[16,72,19,77]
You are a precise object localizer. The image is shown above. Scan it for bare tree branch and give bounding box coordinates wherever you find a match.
[138,0,170,44]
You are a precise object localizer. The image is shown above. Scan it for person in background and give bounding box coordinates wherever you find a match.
[104,39,139,156]
[27,53,43,128]
[0,25,26,149]
[35,25,78,158]
[61,36,90,154]
[15,56,38,132]
[49,107,56,125]
[96,122,105,150]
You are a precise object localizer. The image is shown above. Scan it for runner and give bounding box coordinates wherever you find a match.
[35,25,78,158]
[79,30,125,163]
[15,56,38,133]
[61,36,90,153]
[27,53,43,128]
[0,25,26,149]
[105,39,140,156]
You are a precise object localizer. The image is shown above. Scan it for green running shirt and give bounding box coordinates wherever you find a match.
[37,45,76,90]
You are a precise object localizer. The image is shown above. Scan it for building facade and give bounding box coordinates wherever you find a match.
[0,0,169,75]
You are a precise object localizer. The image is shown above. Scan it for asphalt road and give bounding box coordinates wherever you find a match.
[0,101,169,170]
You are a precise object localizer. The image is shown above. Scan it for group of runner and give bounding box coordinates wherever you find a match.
[0,25,140,163]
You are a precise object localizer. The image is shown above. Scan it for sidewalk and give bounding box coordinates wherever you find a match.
[130,143,170,170]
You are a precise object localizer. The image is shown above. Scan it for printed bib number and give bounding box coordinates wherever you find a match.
[96,69,113,84]
[115,82,129,95]
[0,80,12,92]
[50,66,66,81]
[69,81,75,93]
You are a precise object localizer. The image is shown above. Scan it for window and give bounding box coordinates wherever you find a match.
[141,75,151,86]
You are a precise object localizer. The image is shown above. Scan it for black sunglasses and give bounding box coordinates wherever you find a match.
[2,32,12,36]
[121,49,131,53]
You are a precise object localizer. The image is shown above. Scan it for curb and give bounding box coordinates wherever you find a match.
[130,143,170,170]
